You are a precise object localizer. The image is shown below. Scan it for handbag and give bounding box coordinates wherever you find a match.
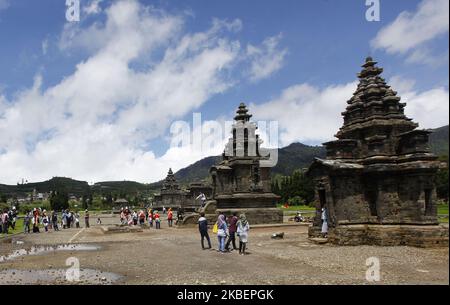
[212,223,218,234]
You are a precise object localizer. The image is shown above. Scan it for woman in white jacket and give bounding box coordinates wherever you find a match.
[237,214,250,255]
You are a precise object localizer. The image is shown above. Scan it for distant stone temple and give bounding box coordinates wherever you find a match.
[153,169,212,212]
[208,103,283,224]
[308,57,448,247]
[153,168,186,210]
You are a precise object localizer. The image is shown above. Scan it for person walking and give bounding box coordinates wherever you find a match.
[237,214,250,255]
[167,208,173,227]
[225,212,238,251]
[84,210,90,228]
[216,214,228,253]
[9,207,17,230]
[198,212,212,249]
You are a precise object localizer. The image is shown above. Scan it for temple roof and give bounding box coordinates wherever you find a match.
[234,103,252,122]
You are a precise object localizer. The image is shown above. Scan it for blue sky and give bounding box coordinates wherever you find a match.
[0,0,448,184]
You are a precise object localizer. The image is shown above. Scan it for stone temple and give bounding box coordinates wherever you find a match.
[208,103,283,224]
[307,57,448,247]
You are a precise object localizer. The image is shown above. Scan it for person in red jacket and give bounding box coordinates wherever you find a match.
[154,211,161,229]
[167,208,173,227]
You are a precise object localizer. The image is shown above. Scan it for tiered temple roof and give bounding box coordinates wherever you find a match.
[324,57,434,163]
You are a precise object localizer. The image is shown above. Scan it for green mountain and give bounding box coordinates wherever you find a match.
[0,177,90,197]
[429,125,449,157]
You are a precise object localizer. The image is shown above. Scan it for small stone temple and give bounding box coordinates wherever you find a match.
[153,169,213,212]
[307,57,448,247]
[153,168,186,210]
[208,103,283,224]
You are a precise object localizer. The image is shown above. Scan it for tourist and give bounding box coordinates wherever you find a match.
[321,207,328,238]
[216,214,228,253]
[294,212,304,223]
[24,211,31,234]
[198,212,212,250]
[32,208,40,233]
[237,214,250,255]
[138,210,146,226]
[2,209,9,234]
[154,210,161,229]
[167,208,173,227]
[62,210,67,229]
[8,206,17,230]
[66,210,72,228]
[225,212,238,251]
[52,211,59,231]
[163,206,166,214]
[42,210,49,232]
[148,209,153,228]
[196,193,207,208]
[85,210,90,228]
[97,217,102,225]
[74,211,80,228]
[131,211,138,226]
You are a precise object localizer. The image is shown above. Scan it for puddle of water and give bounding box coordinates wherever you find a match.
[0,268,121,285]
[0,244,100,263]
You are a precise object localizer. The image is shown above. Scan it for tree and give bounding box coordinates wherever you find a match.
[50,190,69,211]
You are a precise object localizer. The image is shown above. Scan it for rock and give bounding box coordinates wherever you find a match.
[271,232,284,239]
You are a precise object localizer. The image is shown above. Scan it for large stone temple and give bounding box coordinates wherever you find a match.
[208,103,283,224]
[307,57,448,247]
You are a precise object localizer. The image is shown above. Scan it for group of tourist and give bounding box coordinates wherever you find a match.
[0,206,18,234]
[198,212,250,255]
[119,206,177,229]
[0,207,91,235]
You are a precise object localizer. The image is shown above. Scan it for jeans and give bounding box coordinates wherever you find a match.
[218,235,226,252]
[24,222,30,233]
[239,241,247,254]
[156,221,161,229]
[200,230,211,249]
[168,219,173,227]
[225,232,237,250]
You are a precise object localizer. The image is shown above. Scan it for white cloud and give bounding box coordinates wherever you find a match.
[250,78,449,147]
[371,0,449,65]
[246,34,288,82]
[41,39,49,55]
[0,0,245,184]
[83,0,103,15]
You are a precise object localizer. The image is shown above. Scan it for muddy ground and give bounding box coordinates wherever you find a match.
[0,213,448,285]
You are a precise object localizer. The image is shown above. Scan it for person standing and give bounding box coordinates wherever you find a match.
[154,211,161,229]
[66,210,72,228]
[52,211,59,231]
[198,212,211,250]
[148,209,153,228]
[9,207,17,230]
[2,209,9,234]
[42,211,49,232]
[84,210,90,228]
[139,210,146,226]
[237,214,250,255]
[32,208,40,233]
[167,208,173,227]
[225,213,238,251]
[216,214,228,253]
[23,211,31,234]
[74,212,80,228]
[321,207,328,238]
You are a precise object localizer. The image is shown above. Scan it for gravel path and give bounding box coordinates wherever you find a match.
[0,213,448,285]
